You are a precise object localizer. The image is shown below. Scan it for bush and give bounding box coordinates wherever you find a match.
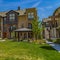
[47,39,53,42]
[33,39,46,44]
[55,38,60,44]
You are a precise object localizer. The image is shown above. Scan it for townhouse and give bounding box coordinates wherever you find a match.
[42,7,60,39]
[0,7,37,40]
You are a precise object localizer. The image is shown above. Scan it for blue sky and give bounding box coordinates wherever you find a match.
[0,0,60,20]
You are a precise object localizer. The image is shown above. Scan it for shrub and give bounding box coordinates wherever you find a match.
[47,39,53,42]
[33,39,46,44]
[55,38,60,44]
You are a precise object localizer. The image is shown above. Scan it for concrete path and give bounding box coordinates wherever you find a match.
[46,40,60,52]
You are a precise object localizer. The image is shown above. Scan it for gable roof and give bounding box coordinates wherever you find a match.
[6,10,19,14]
[0,9,26,17]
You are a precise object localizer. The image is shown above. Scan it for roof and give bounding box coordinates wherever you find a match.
[42,18,51,22]
[0,9,26,17]
[0,8,36,17]
[0,12,7,17]
[15,28,32,32]
[15,10,26,15]
[53,7,60,16]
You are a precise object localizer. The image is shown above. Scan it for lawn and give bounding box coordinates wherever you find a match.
[0,40,60,60]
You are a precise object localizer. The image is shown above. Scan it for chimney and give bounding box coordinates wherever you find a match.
[17,6,20,10]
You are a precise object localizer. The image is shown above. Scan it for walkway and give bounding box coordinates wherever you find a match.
[46,40,60,52]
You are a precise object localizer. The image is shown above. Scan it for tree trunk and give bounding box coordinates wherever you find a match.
[34,34,36,40]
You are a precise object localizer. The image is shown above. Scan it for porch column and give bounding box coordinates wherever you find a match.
[19,32,21,40]
[15,32,16,38]
[27,32,29,42]
[18,32,20,42]
[22,32,24,40]
[27,32,28,39]
[14,31,16,41]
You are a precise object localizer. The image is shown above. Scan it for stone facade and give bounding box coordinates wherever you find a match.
[0,7,37,39]
[43,7,60,39]
[0,17,3,38]
[42,17,52,39]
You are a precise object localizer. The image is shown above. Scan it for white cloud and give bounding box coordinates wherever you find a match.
[56,2,60,6]
[46,6,53,9]
[0,0,38,7]
[45,2,60,9]
[38,8,45,11]
[32,1,41,7]
[21,0,38,4]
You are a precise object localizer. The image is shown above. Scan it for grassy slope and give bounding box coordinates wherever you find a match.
[0,41,60,60]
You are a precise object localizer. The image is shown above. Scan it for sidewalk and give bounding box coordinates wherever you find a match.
[46,40,60,52]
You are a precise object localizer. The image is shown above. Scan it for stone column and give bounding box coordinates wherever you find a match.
[22,32,24,40]
[15,32,16,38]
[18,32,20,42]
[27,32,28,39]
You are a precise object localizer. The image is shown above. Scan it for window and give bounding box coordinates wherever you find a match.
[28,23,32,29]
[4,18,6,21]
[45,22,49,27]
[13,25,16,30]
[9,25,16,32]
[4,17,6,24]
[28,12,34,19]
[9,14,15,21]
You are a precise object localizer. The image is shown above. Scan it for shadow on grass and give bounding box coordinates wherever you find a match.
[40,46,55,50]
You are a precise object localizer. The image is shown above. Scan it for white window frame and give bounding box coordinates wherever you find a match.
[9,14,15,21]
[28,12,34,19]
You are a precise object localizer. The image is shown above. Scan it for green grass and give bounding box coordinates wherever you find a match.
[0,40,60,60]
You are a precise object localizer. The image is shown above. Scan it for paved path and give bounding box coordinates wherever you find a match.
[46,40,60,52]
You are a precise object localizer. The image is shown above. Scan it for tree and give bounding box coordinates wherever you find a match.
[32,19,43,40]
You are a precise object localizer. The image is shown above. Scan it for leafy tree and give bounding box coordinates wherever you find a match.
[32,19,43,40]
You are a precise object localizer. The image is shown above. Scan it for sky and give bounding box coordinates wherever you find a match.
[0,0,60,20]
